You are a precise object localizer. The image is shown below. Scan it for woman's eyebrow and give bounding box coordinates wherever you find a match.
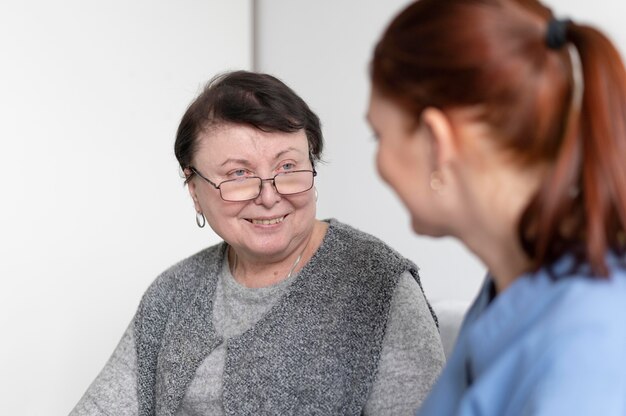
[218,147,303,168]
[274,147,304,159]
[219,158,253,167]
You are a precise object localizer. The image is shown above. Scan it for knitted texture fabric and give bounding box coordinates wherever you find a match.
[134,219,435,416]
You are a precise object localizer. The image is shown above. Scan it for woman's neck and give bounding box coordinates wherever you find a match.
[228,220,328,288]
[464,230,532,293]
[457,163,544,293]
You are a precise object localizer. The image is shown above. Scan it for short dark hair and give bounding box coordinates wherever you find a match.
[174,70,323,172]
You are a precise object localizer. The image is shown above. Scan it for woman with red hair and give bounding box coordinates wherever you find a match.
[368,0,626,414]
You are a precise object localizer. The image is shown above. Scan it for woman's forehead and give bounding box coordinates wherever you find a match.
[195,125,309,165]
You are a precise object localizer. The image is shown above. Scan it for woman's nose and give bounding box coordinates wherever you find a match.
[254,179,281,206]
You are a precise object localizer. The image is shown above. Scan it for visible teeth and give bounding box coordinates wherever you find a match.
[251,216,285,225]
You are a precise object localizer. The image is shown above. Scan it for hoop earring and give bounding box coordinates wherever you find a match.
[430,171,444,193]
[195,211,206,228]
[314,187,318,202]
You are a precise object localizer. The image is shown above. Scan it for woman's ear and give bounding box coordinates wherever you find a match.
[184,169,203,213]
[419,107,459,169]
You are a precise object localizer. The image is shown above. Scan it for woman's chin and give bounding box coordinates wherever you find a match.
[411,216,445,238]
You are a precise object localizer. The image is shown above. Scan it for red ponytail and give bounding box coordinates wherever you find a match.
[372,0,626,276]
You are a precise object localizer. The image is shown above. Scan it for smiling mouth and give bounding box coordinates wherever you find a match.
[246,215,286,225]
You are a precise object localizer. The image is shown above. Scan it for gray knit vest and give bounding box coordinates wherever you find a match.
[134,219,435,416]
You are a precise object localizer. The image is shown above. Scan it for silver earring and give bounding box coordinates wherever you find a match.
[195,211,206,228]
[430,171,444,194]
[314,187,318,202]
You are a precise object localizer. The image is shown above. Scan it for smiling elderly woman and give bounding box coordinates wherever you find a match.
[70,71,444,416]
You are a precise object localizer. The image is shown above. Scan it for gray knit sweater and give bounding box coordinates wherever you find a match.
[71,219,444,415]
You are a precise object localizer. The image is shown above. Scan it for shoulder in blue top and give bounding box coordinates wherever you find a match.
[419,254,626,416]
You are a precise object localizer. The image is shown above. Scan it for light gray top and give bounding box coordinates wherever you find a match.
[71,249,445,415]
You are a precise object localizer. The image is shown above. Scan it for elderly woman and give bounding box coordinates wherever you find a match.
[71,71,444,415]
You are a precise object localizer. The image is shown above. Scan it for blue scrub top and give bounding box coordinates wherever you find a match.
[419,255,626,415]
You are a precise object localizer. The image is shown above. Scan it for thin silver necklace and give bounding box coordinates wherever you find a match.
[231,239,310,283]
[223,240,310,331]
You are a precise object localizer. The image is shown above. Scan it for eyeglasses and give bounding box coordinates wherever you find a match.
[188,167,317,202]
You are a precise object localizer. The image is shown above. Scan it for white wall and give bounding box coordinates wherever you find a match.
[254,0,626,303]
[0,1,250,414]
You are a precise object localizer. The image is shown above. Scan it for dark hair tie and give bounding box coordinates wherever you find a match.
[546,18,571,49]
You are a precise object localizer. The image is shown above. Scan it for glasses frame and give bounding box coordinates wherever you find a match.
[188,167,317,202]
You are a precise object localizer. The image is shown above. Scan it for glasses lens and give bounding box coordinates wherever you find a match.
[275,171,314,195]
[220,177,261,201]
